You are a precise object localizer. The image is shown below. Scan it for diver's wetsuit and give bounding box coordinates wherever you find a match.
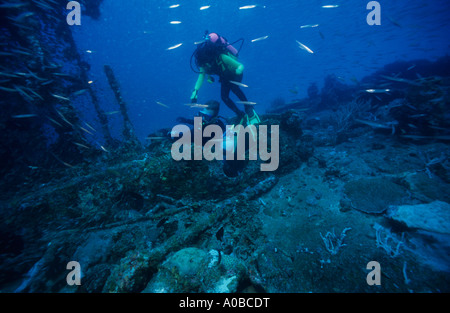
[220,74,251,118]
[194,53,253,118]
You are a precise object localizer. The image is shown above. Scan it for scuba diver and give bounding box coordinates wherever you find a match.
[190,32,260,126]
[186,32,262,177]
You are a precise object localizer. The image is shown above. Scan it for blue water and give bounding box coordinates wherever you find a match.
[72,0,450,141]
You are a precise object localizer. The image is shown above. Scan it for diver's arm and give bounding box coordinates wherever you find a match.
[221,54,244,75]
[191,69,206,102]
[194,71,206,90]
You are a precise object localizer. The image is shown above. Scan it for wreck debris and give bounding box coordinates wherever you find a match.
[104,65,141,149]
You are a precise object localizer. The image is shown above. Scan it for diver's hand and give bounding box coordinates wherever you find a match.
[190,90,198,103]
[235,64,244,76]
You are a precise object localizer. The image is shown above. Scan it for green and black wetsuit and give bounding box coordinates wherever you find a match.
[191,53,253,119]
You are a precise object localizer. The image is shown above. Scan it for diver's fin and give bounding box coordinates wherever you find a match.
[232,110,260,148]
[244,110,260,142]
[246,110,260,126]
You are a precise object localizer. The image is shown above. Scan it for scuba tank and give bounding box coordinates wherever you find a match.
[190,31,244,73]
[207,32,239,57]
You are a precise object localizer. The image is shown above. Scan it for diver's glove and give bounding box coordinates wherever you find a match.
[190,89,198,103]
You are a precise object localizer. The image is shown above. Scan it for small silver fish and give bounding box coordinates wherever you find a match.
[11,49,32,56]
[428,125,448,131]
[0,86,18,92]
[8,11,34,23]
[47,116,63,127]
[73,89,88,96]
[404,103,418,111]
[62,161,74,168]
[0,72,19,78]
[73,142,90,149]
[236,101,257,105]
[14,85,33,101]
[51,93,70,101]
[401,135,450,141]
[84,122,97,132]
[41,79,54,86]
[239,5,257,9]
[166,43,183,50]
[79,126,93,135]
[12,114,36,119]
[408,114,427,118]
[104,110,120,115]
[296,40,314,54]
[251,36,269,43]
[23,69,45,80]
[56,110,74,127]
[146,136,166,140]
[25,87,43,100]
[185,103,209,108]
[365,89,391,93]
[229,81,248,88]
[52,73,72,77]
[156,101,170,108]
[429,96,444,103]
[354,119,391,129]
[0,2,27,9]
[300,24,319,28]
[380,75,422,86]
[34,0,54,11]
